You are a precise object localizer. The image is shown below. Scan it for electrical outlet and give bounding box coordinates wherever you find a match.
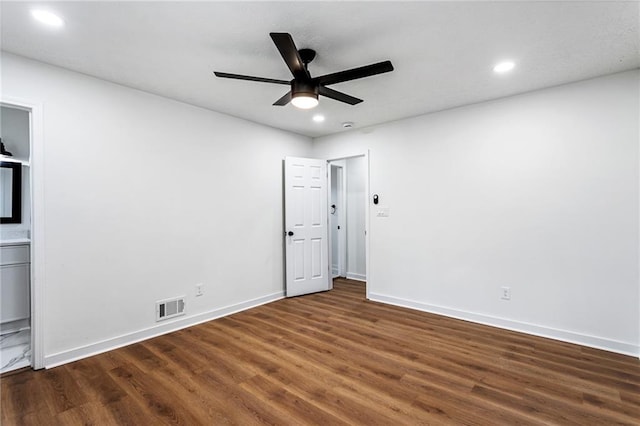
[501,286,511,300]
[196,283,204,297]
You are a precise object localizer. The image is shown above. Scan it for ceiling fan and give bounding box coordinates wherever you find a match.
[214,33,394,109]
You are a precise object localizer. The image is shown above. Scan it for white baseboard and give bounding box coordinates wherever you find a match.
[369,292,639,358]
[44,291,285,368]
[346,272,366,282]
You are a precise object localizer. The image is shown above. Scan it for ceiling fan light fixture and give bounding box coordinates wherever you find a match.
[291,80,319,109]
[291,94,319,109]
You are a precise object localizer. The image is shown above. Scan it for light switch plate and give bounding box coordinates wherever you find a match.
[376,207,390,217]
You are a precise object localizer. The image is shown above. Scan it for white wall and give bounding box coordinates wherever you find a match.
[0,106,31,240]
[346,156,366,281]
[1,53,312,365]
[313,70,640,356]
[3,50,637,363]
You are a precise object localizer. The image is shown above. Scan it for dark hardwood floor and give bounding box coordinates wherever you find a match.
[2,278,639,425]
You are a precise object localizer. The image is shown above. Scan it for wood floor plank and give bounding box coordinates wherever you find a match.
[40,367,89,415]
[64,358,127,405]
[1,370,53,424]
[239,374,350,426]
[54,401,118,426]
[2,278,639,425]
[102,395,170,426]
[108,360,205,424]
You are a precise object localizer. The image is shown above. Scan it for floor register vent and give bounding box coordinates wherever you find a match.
[156,297,186,321]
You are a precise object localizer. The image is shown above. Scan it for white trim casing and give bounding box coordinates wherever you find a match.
[337,164,347,277]
[364,150,370,297]
[327,161,347,283]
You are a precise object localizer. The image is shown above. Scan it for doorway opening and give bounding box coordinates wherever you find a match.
[328,154,368,294]
[0,104,32,373]
[283,152,370,300]
[0,98,43,372]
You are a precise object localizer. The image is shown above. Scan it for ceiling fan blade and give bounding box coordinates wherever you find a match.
[214,71,290,85]
[273,91,292,106]
[269,33,310,81]
[314,61,394,86]
[318,86,363,105]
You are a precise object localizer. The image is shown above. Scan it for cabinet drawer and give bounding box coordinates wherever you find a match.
[1,263,30,323]
[0,245,30,266]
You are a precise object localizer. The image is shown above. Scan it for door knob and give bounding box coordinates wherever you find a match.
[287,231,294,236]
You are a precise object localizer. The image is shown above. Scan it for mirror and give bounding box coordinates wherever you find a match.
[0,161,22,224]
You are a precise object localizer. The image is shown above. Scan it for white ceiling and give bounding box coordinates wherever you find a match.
[1,1,638,138]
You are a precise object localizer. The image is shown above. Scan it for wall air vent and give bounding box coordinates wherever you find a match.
[156,297,185,321]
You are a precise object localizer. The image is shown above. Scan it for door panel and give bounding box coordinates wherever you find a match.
[293,240,305,280]
[285,157,329,297]
[311,238,322,278]
[310,187,322,225]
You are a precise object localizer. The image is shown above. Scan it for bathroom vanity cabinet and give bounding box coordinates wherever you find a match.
[0,241,30,332]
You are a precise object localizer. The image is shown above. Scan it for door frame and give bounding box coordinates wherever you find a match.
[1,97,45,370]
[328,161,347,279]
[326,151,370,299]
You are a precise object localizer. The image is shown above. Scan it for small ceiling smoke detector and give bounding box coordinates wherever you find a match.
[342,121,354,128]
[31,9,64,28]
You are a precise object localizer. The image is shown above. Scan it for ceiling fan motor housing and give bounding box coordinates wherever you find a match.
[298,48,316,66]
[292,79,318,99]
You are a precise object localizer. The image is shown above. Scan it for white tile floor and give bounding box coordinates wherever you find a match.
[0,329,31,373]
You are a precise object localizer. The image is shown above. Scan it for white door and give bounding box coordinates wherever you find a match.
[284,157,329,297]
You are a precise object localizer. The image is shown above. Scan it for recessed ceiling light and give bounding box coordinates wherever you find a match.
[31,9,64,28]
[312,114,325,123]
[493,61,515,74]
